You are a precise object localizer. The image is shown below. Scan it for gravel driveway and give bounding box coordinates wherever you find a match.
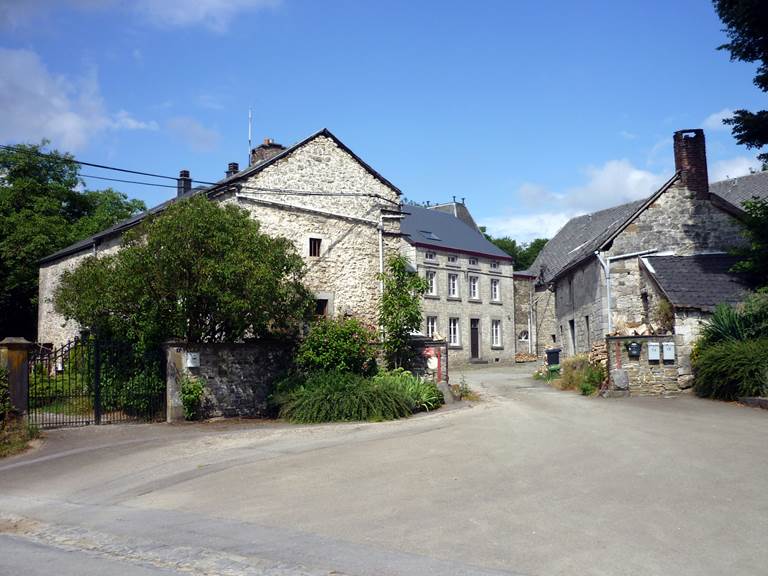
[0,363,766,576]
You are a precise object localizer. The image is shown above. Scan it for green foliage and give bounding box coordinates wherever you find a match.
[557,355,604,395]
[373,368,444,412]
[731,197,768,289]
[698,294,768,349]
[0,367,11,423]
[579,364,605,396]
[296,317,377,375]
[478,228,548,270]
[715,0,768,163]
[278,371,413,423]
[0,417,40,459]
[654,299,675,333]
[379,255,428,368]
[180,374,206,421]
[693,338,768,400]
[55,194,313,348]
[0,142,145,339]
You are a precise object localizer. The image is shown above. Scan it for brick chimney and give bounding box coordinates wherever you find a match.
[249,137,286,166]
[226,162,239,178]
[177,169,191,197]
[673,129,709,199]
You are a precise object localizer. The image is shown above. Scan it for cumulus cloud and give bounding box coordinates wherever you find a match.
[167,116,221,152]
[709,156,761,182]
[702,108,734,132]
[0,48,156,151]
[480,211,574,244]
[1,0,280,32]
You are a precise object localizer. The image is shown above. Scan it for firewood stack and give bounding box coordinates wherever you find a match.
[515,352,538,363]
[588,342,609,388]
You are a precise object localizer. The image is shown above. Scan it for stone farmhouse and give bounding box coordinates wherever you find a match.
[524,129,768,389]
[38,128,526,365]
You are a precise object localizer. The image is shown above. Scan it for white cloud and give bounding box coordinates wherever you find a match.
[709,156,761,182]
[167,116,221,152]
[0,48,157,151]
[480,211,574,244]
[619,130,637,140]
[1,0,279,32]
[702,108,734,132]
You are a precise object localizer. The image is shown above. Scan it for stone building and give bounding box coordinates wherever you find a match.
[400,203,518,364]
[38,129,403,346]
[524,129,767,390]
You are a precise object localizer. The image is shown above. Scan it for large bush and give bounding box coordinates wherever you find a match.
[373,368,444,412]
[278,371,413,423]
[296,317,378,375]
[698,293,768,348]
[693,338,768,400]
[555,354,604,395]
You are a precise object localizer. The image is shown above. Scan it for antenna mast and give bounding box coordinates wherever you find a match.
[247,107,253,163]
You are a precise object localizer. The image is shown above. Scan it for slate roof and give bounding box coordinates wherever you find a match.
[401,205,513,260]
[709,170,768,209]
[642,254,751,311]
[40,128,398,264]
[523,198,647,283]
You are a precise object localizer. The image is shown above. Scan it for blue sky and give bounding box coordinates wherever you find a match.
[1,0,764,241]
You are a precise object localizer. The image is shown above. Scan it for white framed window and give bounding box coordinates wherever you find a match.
[492,320,502,347]
[426,316,437,338]
[468,257,478,266]
[490,261,499,270]
[469,276,479,299]
[491,278,500,301]
[425,270,437,295]
[449,317,460,345]
[448,273,459,297]
[425,251,436,261]
[447,254,457,263]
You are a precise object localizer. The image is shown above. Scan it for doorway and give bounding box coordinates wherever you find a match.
[470,319,480,359]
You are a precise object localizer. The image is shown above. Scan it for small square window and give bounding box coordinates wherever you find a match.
[469,257,478,266]
[447,255,457,263]
[425,251,436,261]
[490,261,499,269]
[309,237,322,257]
[315,299,328,316]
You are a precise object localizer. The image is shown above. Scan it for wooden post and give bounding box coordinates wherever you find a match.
[0,337,33,415]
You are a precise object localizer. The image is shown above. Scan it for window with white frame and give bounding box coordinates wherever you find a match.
[426,316,437,338]
[449,317,460,345]
[425,270,437,295]
[491,278,500,301]
[492,320,502,347]
[469,276,479,299]
[425,251,436,261]
[448,273,459,297]
[447,255,457,263]
[490,260,499,270]
[468,257,478,266]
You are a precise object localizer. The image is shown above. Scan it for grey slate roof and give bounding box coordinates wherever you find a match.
[401,205,512,260]
[642,254,751,311]
[709,170,768,209]
[524,198,646,284]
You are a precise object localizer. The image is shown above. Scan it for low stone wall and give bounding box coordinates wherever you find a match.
[165,340,295,422]
[605,335,680,396]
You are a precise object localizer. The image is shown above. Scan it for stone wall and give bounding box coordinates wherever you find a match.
[513,276,534,355]
[606,335,680,396]
[532,285,557,357]
[408,243,516,365]
[165,340,294,421]
[553,259,605,356]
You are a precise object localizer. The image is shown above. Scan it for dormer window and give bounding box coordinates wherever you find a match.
[420,230,441,241]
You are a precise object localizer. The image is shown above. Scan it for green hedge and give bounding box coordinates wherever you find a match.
[693,338,768,400]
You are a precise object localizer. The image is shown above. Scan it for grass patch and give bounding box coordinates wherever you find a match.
[0,418,40,459]
[551,355,604,396]
[693,338,768,400]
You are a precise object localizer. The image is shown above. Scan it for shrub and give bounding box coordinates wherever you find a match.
[279,371,412,423]
[693,338,768,400]
[373,368,444,412]
[296,317,378,375]
[698,293,768,348]
[559,355,590,390]
[0,367,11,424]
[180,374,206,421]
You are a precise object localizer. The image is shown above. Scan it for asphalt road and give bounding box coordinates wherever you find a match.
[0,364,766,576]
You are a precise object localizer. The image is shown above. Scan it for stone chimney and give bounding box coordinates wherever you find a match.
[673,129,709,199]
[177,169,191,197]
[226,162,239,178]
[249,137,286,166]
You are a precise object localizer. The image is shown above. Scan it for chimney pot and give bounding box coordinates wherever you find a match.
[673,129,709,199]
[177,169,192,198]
[249,138,286,166]
[226,162,239,177]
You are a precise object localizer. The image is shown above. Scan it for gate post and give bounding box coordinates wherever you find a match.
[0,337,33,415]
[93,338,102,425]
[164,341,186,423]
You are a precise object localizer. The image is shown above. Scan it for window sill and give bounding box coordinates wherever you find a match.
[490,300,503,305]
[424,294,440,300]
[447,296,462,302]
[491,345,504,350]
[469,298,483,304]
[448,344,462,350]
[423,261,440,267]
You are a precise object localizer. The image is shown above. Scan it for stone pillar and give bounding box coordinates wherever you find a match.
[164,341,187,423]
[0,337,33,414]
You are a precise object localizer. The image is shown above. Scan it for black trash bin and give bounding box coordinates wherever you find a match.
[545,347,561,366]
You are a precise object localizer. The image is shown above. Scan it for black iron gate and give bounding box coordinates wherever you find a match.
[28,338,166,429]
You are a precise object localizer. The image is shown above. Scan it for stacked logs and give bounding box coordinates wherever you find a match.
[515,352,538,363]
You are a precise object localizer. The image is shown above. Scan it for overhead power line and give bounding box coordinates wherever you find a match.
[79,173,178,189]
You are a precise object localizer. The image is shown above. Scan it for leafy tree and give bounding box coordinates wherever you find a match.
[54,194,313,349]
[732,197,768,288]
[714,1,768,163]
[379,254,428,368]
[0,142,145,340]
[479,227,548,270]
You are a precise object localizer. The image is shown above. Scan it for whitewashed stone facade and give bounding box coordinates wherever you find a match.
[37,130,401,346]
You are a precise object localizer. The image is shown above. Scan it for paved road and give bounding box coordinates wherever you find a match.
[0,364,766,576]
